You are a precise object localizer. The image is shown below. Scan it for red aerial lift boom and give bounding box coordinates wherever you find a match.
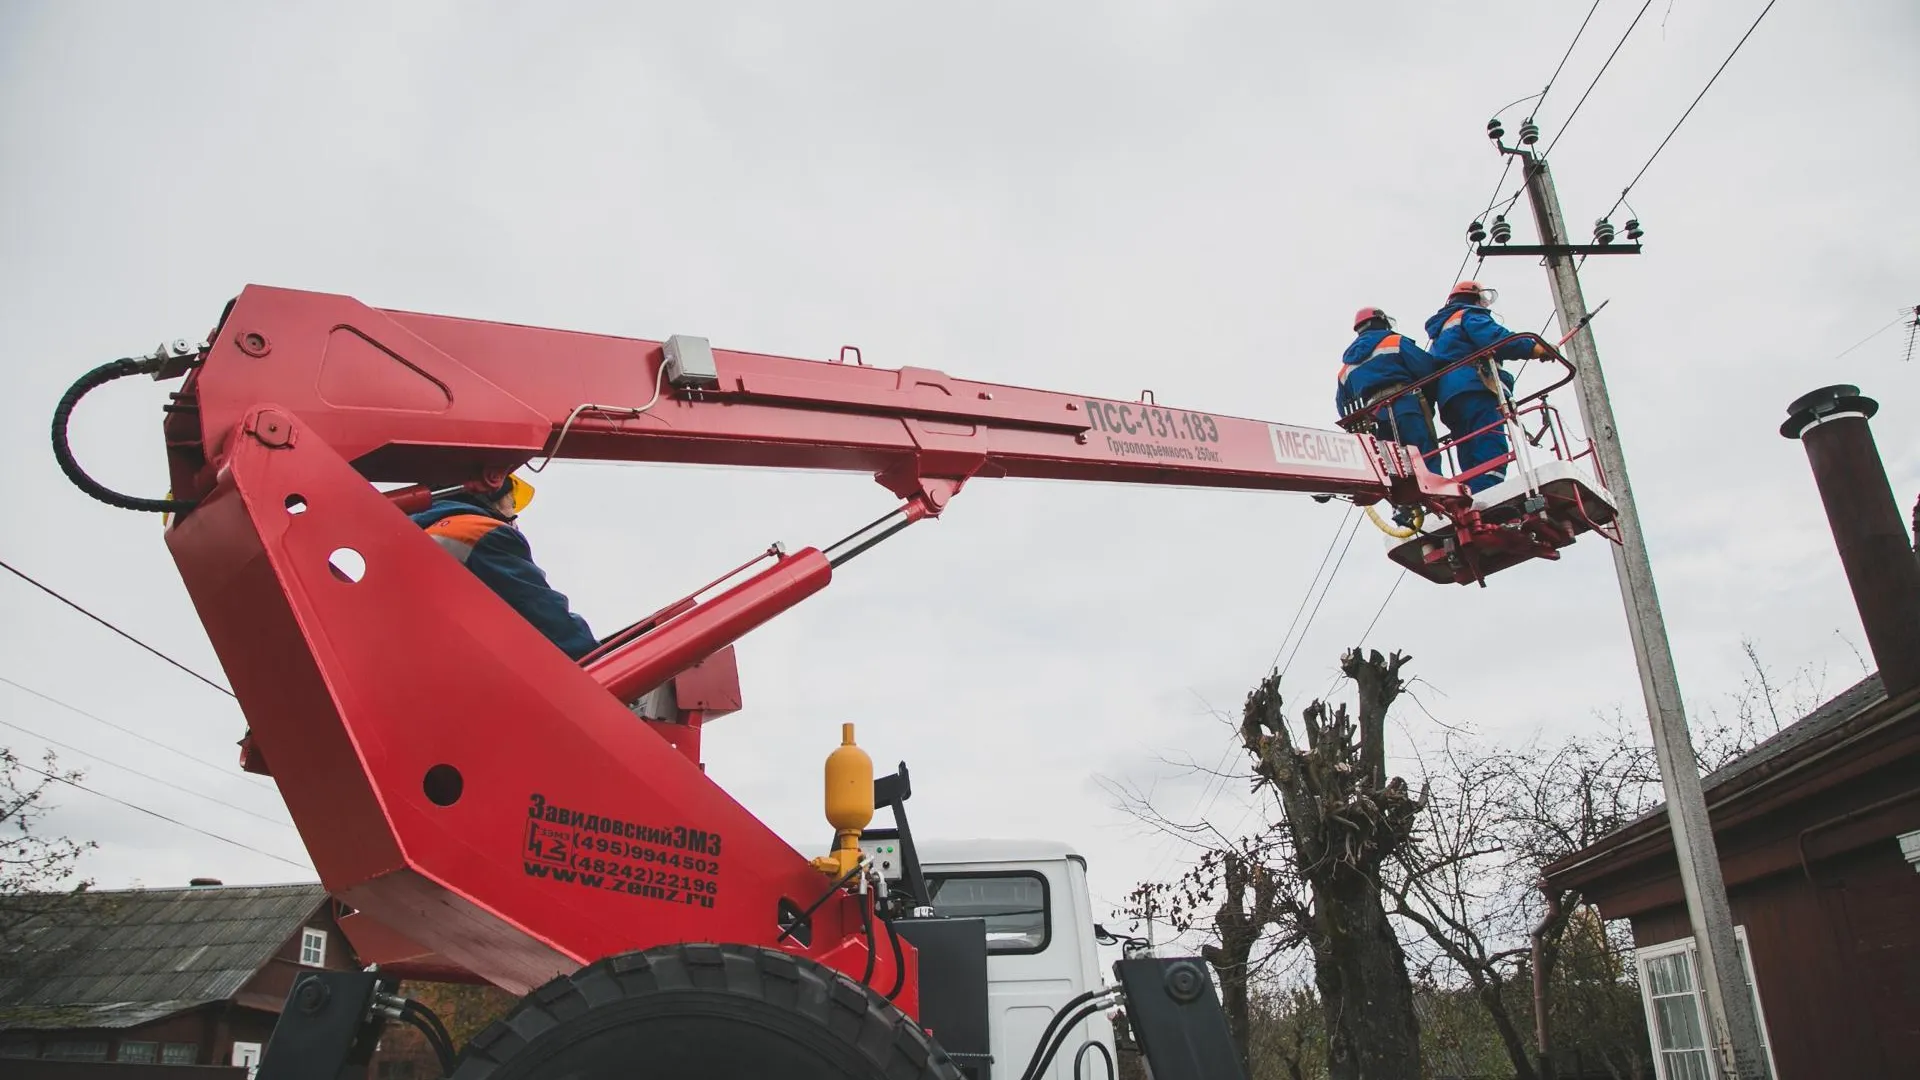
[54,286,1609,1080]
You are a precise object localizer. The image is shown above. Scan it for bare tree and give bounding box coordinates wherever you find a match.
[1117,635,1822,1080]
[1237,649,1427,1080]
[0,748,95,961]
[1126,838,1305,1072]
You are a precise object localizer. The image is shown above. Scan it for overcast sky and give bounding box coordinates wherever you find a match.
[2,1,1915,956]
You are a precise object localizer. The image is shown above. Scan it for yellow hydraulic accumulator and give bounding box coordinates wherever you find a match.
[811,723,874,879]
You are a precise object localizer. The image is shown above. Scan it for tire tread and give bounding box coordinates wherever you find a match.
[449,942,960,1080]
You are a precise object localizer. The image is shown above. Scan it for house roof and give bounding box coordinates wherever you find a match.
[1692,674,1885,793]
[0,882,329,1031]
[1544,671,1915,889]
[1607,673,1888,835]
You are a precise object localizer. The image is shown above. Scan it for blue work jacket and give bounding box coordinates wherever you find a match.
[1423,303,1537,408]
[1336,330,1437,414]
[411,496,598,660]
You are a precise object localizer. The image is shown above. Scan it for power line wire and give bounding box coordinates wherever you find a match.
[1533,0,1606,121]
[1604,0,1781,219]
[1542,0,1656,159]
[1452,0,1602,285]
[1454,159,1517,286]
[0,558,235,698]
[0,675,270,787]
[17,760,310,870]
[1140,503,1366,888]
[0,715,294,831]
[1276,511,1365,683]
[1266,505,1357,674]
[1221,559,1408,845]
[1357,569,1410,649]
[1830,309,1918,362]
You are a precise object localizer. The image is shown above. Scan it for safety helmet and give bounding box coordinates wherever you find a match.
[503,474,535,514]
[464,472,536,515]
[1353,306,1395,332]
[1449,280,1498,307]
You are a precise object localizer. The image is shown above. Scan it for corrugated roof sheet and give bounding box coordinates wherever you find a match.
[0,882,328,1030]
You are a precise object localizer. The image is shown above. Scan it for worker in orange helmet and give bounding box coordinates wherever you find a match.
[1337,305,1440,460]
[1423,281,1547,494]
[411,473,599,659]
[1337,306,1440,527]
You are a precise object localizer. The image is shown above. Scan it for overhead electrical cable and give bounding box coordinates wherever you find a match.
[1532,0,1606,121]
[1276,510,1365,683]
[0,558,236,698]
[1139,504,1362,892]
[1603,0,1781,219]
[0,714,294,831]
[1451,0,1604,283]
[1541,0,1656,159]
[0,675,269,787]
[17,760,310,870]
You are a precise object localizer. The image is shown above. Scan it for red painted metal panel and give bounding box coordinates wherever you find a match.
[166,286,1405,507]
[164,422,902,1007]
[141,285,1606,1022]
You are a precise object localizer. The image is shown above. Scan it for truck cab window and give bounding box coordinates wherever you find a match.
[925,872,1050,954]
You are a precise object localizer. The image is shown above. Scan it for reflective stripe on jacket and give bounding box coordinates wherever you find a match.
[1336,329,1438,414]
[411,497,598,660]
[1422,303,1534,408]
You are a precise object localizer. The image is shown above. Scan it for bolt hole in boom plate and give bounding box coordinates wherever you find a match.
[285,494,307,515]
[423,764,463,807]
[326,547,365,583]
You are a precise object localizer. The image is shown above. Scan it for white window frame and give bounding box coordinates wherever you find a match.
[299,926,327,967]
[1634,925,1778,1080]
[231,1039,263,1080]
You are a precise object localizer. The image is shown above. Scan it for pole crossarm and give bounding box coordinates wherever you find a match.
[1475,244,1643,257]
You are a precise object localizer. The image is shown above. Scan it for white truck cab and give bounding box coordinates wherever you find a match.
[916,839,1118,1080]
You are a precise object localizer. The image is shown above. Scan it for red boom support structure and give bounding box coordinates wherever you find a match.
[146,286,1573,1016]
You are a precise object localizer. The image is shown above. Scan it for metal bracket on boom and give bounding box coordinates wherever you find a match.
[256,970,391,1080]
[1112,957,1249,1080]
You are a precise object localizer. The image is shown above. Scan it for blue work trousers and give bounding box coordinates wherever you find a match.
[1371,395,1439,466]
[1440,391,1509,494]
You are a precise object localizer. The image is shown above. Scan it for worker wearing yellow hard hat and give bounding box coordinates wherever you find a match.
[409,471,598,659]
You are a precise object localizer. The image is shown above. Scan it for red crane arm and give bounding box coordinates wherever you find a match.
[130,285,1511,1015]
[163,286,1450,517]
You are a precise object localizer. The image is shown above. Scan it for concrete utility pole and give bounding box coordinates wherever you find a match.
[1488,151,1771,1079]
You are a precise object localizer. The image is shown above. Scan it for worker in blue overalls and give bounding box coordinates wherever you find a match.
[411,473,599,659]
[1337,306,1439,526]
[1337,306,1440,461]
[1422,281,1547,494]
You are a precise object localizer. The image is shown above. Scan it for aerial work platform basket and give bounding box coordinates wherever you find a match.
[1337,333,1622,586]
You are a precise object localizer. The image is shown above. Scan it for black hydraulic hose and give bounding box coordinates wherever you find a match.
[52,357,196,514]
[1015,989,1109,1080]
[776,863,864,944]
[1020,1001,1111,1080]
[405,1000,456,1060]
[1073,1039,1116,1080]
[881,910,907,1001]
[401,1004,457,1076]
[859,891,877,988]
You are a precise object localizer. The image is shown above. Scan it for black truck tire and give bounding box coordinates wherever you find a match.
[448,942,964,1080]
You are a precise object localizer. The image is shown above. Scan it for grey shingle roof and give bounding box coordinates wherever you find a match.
[1619,673,1888,829]
[1698,673,1885,789]
[0,882,328,1030]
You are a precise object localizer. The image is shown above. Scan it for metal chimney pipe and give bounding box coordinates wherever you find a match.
[1782,385,1920,697]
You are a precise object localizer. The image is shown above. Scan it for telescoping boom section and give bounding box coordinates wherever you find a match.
[122,287,1596,1024]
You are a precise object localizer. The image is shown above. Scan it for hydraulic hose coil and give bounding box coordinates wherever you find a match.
[52,357,197,514]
